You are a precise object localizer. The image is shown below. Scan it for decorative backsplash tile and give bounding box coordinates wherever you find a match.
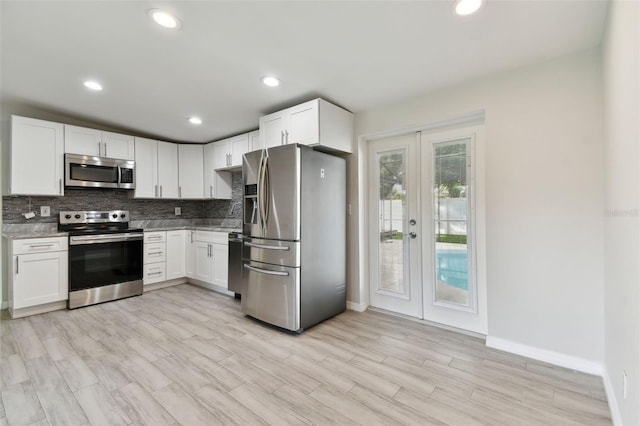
[2,172,243,224]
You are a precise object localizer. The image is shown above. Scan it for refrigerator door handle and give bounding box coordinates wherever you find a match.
[243,264,289,277]
[245,242,290,251]
[263,155,270,229]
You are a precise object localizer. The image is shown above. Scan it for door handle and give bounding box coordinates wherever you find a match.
[15,256,19,275]
[409,232,417,239]
[243,264,289,277]
[244,242,290,251]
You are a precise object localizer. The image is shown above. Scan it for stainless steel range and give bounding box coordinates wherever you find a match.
[59,210,143,309]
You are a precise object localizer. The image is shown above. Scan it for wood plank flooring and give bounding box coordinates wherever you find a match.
[0,284,611,425]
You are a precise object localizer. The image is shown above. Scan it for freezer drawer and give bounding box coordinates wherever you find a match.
[241,260,300,332]
[242,237,300,267]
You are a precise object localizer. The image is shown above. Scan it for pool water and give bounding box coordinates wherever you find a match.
[436,250,468,290]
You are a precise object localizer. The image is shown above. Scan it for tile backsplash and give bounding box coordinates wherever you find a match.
[2,172,242,224]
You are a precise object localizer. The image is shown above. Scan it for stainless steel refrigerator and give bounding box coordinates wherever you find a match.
[241,143,346,332]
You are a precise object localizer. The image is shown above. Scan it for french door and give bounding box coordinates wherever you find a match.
[368,127,486,334]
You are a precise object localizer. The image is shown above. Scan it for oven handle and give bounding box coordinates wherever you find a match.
[70,233,144,245]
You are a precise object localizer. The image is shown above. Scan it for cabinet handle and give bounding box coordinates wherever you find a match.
[148,251,163,255]
[98,142,102,156]
[148,271,163,276]
[155,185,158,198]
[147,236,163,240]
[179,186,182,198]
[285,130,288,144]
[210,185,213,197]
[160,185,163,197]
[229,153,232,166]
[29,243,54,248]
[59,179,62,194]
[281,130,284,145]
[104,143,107,157]
[15,256,19,275]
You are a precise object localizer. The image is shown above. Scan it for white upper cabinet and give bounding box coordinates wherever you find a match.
[213,133,249,170]
[65,124,134,160]
[133,137,158,198]
[178,145,204,199]
[260,111,287,148]
[249,130,261,152]
[259,98,353,153]
[204,143,232,200]
[134,138,179,199]
[157,141,179,199]
[10,115,65,196]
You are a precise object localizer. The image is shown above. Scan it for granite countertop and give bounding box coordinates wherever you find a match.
[2,221,242,239]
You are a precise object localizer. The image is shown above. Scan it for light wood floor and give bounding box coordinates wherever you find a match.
[0,284,611,425]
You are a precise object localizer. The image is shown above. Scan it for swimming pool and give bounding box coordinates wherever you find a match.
[436,250,468,290]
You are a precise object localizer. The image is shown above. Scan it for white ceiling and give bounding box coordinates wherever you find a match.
[0,1,607,143]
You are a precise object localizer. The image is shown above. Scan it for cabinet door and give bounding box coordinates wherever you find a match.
[64,125,101,156]
[229,134,249,168]
[10,116,64,196]
[287,100,319,145]
[157,141,179,199]
[186,231,196,278]
[248,130,261,152]
[259,111,286,148]
[12,251,68,309]
[178,145,204,199]
[204,143,232,200]
[212,139,230,170]
[166,230,186,280]
[133,137,158,198]
[195,242,213,283]
[211,243,228,290]
[102,131,135,160]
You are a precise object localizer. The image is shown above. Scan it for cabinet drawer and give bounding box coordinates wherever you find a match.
[144,231,166,243]
[195,230,228,244]
[143,262,166,284]
[144,242,166,263]
[12,236,68,255]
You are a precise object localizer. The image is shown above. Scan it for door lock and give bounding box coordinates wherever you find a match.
[409,219,416,226]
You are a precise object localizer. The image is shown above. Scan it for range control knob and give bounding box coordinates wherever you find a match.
[74,214,81,219]
[65,214,71,219]
[112,213,118,219]
[120,213,126,219]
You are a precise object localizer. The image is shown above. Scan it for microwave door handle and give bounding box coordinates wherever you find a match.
[117,165,122,187]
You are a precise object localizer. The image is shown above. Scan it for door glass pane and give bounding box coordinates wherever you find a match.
[378,149,407,294]
[433,142,470,306]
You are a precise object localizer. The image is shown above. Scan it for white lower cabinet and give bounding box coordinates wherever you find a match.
[190,231,229,290]
[166,230,187,280]
[7,236,68,316]
[143,231,166,284]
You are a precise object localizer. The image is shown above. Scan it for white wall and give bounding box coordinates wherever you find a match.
[349,49,604,364]
[602,0,640,424]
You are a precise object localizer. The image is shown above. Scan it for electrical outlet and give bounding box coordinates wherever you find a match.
[40,206,50,217]
[623,371,628,399]
[175,207,182,216]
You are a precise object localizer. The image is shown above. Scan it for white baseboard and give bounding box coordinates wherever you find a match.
[602,368,623,425]
[347,300,368,312]
[485,336,603,376]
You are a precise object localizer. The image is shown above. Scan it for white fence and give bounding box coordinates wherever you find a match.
[379,198,467,235]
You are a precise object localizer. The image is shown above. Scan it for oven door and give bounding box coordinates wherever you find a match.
[69,234,143,291]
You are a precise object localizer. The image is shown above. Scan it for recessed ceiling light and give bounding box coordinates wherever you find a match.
[188,116,202,125]
[453,0,483,16]
[261,76,280,87]
[149,9,180,29]
[83,80,103,91]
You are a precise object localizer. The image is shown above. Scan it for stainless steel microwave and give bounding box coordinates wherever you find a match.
[65,153,135,189]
